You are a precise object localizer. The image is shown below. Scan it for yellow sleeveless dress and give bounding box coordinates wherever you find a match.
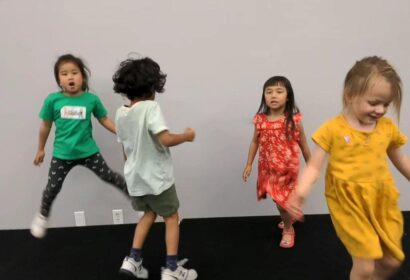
[312,115,407,260]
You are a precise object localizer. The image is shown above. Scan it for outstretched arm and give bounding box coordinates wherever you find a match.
[33,120,52,165]
[242,128,259,182]
[157,128,195,147]
[298,122,311,163]
[98,117,116,134]
[287,145,328,219]
[388,147,410,181]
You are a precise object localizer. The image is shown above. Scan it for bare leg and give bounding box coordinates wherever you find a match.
[132,211,157,249]
[350,257,375,280]
[163,212,180,255]
[277,204,292,230]
[372,253,402,280]
[277,203,294,245]
[119,211,154,278]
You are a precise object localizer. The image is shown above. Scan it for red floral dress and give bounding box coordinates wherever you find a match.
[254,113,302,207]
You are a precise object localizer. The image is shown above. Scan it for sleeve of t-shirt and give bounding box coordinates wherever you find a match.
[147,102,168,135]
[92,95,108,119]
[312,120,332,152]
[388,119,407,150]
[38,94,54,121]
[114,107,122,143]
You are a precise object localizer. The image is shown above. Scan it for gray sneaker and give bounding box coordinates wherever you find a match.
[119,256,148,279]
[161,259,197,280]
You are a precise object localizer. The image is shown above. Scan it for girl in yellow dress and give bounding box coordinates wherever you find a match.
[287,56,410,280]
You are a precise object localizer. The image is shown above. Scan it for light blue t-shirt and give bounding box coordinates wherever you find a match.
[115,100,175,196]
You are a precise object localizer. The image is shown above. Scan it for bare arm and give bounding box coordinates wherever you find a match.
[388,147,410,181]
[98,117,116,134]
[298,122,311,163]
[242,128,259,182]
[33,120,52,165]
[157,128,195,147]
[296,145,327,197]
[287,145,328,219]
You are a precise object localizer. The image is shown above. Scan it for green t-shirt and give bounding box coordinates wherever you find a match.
[39,92,108,160]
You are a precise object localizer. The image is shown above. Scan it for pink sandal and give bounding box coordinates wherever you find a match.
[280,227,295,248]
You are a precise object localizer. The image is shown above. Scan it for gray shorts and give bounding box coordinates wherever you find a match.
[131,184,179,217]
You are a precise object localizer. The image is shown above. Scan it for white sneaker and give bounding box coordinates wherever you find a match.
[119,256,148,279]
[161,259,198,280]
[30,213,48,239]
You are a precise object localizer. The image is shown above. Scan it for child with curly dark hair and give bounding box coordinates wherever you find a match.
[113,56,197,280]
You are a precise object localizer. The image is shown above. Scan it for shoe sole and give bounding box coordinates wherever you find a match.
[30,229,46,239]
[119,268,148,279]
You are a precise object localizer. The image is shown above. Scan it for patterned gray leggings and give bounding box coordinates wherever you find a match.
[40,152,128,217]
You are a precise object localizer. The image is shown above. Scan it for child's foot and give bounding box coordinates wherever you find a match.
[30,213,48,239]
[119,256,148,279]
[277,219,296,229]
[279,226,295,248]
[161,258,197,280]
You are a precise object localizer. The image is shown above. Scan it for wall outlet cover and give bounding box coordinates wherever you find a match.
[112,209,124,224]
[74,211,86,226]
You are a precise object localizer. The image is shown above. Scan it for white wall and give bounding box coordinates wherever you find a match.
[1,0,409,230]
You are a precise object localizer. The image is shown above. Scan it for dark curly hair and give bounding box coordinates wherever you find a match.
[54,54,90,91]
[112,57,167,100]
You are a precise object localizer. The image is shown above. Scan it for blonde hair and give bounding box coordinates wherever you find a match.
[343,56,402,117]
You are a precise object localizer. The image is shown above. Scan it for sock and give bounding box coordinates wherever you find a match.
[166,255,178,271]
[130,248,142,262]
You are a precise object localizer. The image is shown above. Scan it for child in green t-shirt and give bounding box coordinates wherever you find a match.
[30,54,128,239]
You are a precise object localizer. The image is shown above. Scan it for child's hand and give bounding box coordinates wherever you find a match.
[184,128,196,142]
[33,150,45,166]
[242,165,252,182]
[286,192,305,221]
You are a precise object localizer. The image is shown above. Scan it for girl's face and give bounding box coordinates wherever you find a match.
[58,62,84,95]
[349,77,393,126]
[264,84,288,113]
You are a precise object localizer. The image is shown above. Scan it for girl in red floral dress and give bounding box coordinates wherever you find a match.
[243,76,310,248]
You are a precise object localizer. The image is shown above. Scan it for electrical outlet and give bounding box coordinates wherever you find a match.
[112,209,124,224]
[74,211,86,226]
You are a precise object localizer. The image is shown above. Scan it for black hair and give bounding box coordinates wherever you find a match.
[112,57,167,100]
[257,76,300,139]
[54,54,90,91]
